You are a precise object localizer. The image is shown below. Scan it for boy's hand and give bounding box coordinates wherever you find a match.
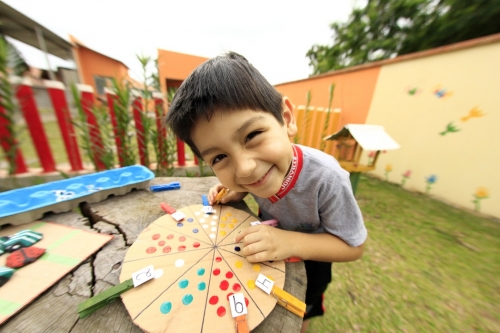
[208,184,247,205]
[234,225,293,263]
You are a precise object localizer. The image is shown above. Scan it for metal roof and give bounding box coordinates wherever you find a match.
[0,1,73,60]
[324,124,400,151]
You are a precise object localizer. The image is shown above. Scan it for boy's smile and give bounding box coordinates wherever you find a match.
[191,100,298,198]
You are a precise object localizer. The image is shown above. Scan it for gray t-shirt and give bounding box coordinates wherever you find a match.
[251,145,367,247]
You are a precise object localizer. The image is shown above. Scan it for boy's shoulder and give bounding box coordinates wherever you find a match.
[296,144,349,181]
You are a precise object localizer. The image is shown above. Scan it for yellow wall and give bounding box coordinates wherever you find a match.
[365,41,500,217]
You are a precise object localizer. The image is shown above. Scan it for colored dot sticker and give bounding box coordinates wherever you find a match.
[177,223,183,227]
[209,295,219,305]
[200,218,206,223]
[203,225,209,229]
[193,242,200,248]
[226,292,234,300]
[178,279,189,289]
[211,227,217,232]
[235,261,243,268]
[215,257,222,262]
[209,234,215,239]
[220,231,226,236]
[158,240,165,246]
[160,301,172,314]
[175,259,185,267]
[182,294,193,305]
[234,246,241,252]
[226,271,234,279]
[220,223,226,228]
[146,247,156,254]
[210,221,217,226]
[187,218,194,222]
[152,234,160,240]
[192,228,199,233]
[253,264,261,272]
[221,217,227,221]
[167,234,174,240]
[231,218,237,223]
[228,224,234,228]
[247,280,256,289]
[217,306,226,317]
[233,283,241,292]
[179,236,186,242]
[219,280,229,291]
[163,246,171,253]
[213,268,221,276]
[178,245,186,251]
[198,282,206,291]
[197,268,205,276]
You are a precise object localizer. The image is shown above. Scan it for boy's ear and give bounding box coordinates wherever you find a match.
[282,97,298,138]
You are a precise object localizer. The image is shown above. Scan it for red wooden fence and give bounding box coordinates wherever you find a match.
[0,78,189,175]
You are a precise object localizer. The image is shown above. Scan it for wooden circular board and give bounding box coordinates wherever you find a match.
[120,204,286,333]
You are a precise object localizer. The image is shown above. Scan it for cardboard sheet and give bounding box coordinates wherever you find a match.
[0,221,113,324]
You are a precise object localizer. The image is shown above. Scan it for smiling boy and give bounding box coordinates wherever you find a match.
[165,52,367,332]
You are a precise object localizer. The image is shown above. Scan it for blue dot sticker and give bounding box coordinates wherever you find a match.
[198,282,206,291]
[160,301,172,314]
[182,294,193,305]
[192,228,199,233]
[235,246,241,252]
[177,223,183,227]
[197,268,205,276]
[187,218,194,222]
[178,279,189,289]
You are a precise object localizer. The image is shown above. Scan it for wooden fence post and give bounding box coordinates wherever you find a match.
[77,84,106,171]
[45,80,84,172]
[15,77,56,173]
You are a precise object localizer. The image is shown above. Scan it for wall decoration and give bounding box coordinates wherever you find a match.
[401,170,412,187]
[461,107,485,122]
[433,86,453,99]
[472,187,489,212]
[384,164,393,181]
[406,87,422,96]
[440,122,461,136]
[425,175,437,193]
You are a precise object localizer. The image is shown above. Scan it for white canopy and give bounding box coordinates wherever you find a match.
[324,124,400,151]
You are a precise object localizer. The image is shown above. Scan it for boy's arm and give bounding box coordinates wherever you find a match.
[235,226,365,263]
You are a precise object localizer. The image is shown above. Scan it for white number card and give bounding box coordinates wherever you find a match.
[229,293,248,317]
[255,273,275,294]
[132,265,155,287]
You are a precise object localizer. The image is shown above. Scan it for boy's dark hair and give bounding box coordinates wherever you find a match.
[164,52,284,159]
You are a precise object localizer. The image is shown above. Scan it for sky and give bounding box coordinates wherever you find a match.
[3,0,364,85]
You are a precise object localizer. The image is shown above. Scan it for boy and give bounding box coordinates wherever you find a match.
[165,52,367,332]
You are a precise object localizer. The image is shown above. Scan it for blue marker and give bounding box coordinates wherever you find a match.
[150,182,181,192]
[201,194,214,214]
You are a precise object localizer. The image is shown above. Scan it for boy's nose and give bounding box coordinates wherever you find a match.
[234,154,256,179]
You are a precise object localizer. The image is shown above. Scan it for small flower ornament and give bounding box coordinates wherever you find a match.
[425,174,437,193]
[472,187,489,212]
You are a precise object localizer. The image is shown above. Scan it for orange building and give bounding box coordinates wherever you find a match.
[157,49,209,94]
[70,35,129,99]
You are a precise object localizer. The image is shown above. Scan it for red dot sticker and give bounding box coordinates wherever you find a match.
[146,247,156,254]
[225,271,233,279]
[163,246,171,253]
[219,280,229,291]
[213,268,220,276]
[233,283,241,292]
[215,257,222,262]
[193,242,200,248]
[152,234,160,240]
[217,306,226,317]
[167,234,174,240]
[226,292,234,301]
[178,245,186,251]
[179,236,186,242]
[209,296,219,305]
[245,298,249,307]
[158,240,165,246]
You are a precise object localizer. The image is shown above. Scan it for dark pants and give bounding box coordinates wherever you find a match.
[303,260,332,320]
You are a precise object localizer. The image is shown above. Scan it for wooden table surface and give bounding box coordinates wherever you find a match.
[2,177,306,333]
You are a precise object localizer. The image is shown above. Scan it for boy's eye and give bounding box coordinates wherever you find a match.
[245,131,262,143]
[211,154,227,165]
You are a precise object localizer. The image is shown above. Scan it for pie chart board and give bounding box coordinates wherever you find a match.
[120,204,286,333]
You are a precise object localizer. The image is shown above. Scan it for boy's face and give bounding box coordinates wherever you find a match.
[191,98,298,198]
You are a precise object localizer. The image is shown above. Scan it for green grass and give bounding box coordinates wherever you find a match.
[246,175,500,333]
